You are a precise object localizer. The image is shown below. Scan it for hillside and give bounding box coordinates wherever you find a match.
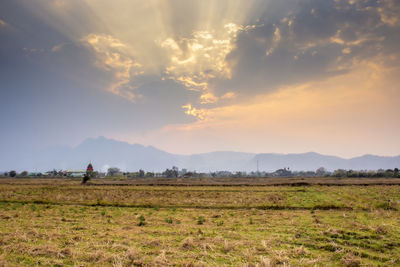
[1,137,399,172]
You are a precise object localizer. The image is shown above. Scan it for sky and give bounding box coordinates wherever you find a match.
[1,0,399,158]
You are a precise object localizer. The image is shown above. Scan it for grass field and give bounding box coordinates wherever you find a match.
[0,178,399,266]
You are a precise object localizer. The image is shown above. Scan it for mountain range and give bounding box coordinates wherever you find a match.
[1,136,399,172]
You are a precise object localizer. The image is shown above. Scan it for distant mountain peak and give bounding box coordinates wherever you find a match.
[1,136,399,172]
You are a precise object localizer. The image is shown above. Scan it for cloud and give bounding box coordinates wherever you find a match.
[218,0,400,99]
[157,22,261,118]
[22,47,44,55]
[121,56,400,156]
[6,0,400,101]
[0,19,8,27]
[3,0,399,126]
[79,0,399,122]
[181,104,209,120]
[82,34,144,101]
[200,93,218,104]
[140,0,399,120]
[377,0,400,27]
[159,23,246,94]
[51,43,65,52]
[221,92,236,99]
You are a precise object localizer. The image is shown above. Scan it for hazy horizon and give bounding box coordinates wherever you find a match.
[1,136,399,173]
[1,0,399,160]
[66,136,400,159]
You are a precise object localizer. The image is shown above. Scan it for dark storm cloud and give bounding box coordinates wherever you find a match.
[216,0,400,97]
[1,0,399,110]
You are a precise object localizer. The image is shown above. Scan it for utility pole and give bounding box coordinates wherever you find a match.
[257,159,259,175]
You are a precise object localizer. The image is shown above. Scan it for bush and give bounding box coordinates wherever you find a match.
[197,216,205,225]
[375,201,397,210]
[138,215,146,226]
[82,174,90,184]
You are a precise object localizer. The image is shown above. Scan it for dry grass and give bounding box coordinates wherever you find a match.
[0,181,399,266]
[341,254,361,267]
[182,237,195,250]
[0,182,399,212]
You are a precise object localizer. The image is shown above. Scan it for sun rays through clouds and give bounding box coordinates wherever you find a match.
[1,0,399,156]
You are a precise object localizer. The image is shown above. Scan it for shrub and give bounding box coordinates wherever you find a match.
[197,216,205,225]
[376,201,397,210]
[138,215,146,226]
[181,237,194,250]
[82,174,90,184]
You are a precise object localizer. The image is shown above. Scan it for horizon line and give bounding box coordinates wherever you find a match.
[70,136,400,160]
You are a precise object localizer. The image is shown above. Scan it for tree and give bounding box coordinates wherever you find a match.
[171,166,179,177]
[51,169,58,176]
[234,171,243,178]
[107,167,120,176]
[138,169,145,178]
[163,167,178,178]
[394,168,399,178]
[274,168,292,177]
[316,167,327,176]
[20,171,28,177]
[9,170,16,177]
[333,169,346,177]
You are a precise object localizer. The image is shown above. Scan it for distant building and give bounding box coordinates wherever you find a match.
[97,172,106,178]
[64,170,86,177]
[28,172,42,177]
[216,171,233,177]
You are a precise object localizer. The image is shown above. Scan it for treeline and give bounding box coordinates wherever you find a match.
[331,168,400,178]
[1,167,399,178]
[106,166,393,179]
[232,168,400,178]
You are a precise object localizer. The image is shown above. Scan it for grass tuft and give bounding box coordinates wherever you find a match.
[197,216,205,225]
